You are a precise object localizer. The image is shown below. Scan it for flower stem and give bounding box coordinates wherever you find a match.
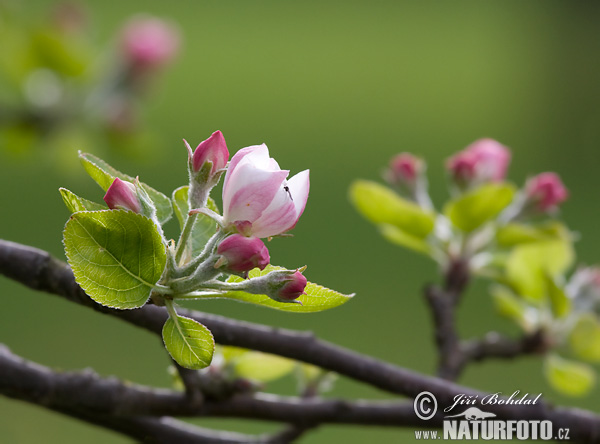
[174,212,198,266]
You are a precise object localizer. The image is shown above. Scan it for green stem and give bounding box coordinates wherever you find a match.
[164,298,179,320]
[174,212,198,266]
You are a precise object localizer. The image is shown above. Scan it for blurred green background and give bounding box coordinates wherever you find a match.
[1,1,600,442]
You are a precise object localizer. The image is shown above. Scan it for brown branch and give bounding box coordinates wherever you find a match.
[2,240,600,443]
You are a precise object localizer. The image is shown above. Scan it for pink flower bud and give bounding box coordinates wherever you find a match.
[191,131,229,174]
[222,144,310,238]
[446,139,511,186]
[217,234,270,273]
[103,178,141,213]
[276,271,308,301]
[525,172,568,211]
[384,153,422,187]
[121,16,180,69]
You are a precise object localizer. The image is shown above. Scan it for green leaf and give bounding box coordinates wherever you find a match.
[569,314,600,362]
[379,223,431,255]
[59,188,106,213]
[506,238,574,301]
[79,152,172,225]
[63,210,166,309]
[490,285,529,327]
[545,274,571,318]
[225,347,295,383]
[349,180,435,239]
[163,315,214,370]
[545,354,595,396]
[222,265,354,313]
[172,186,219,257]
[444,183,515,232]
[496,222,568,248]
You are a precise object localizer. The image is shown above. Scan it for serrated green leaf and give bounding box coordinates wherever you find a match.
[444,183,515,232]
[231,350,295,383]
[222,265,353,313]
[172,186,219,257]
[569,314,600,362]
[59,188,106,213]
[349,180,435,239]
[79,152,172,225]
[545,354,595,396]
[379,223,431,254]
[163,315,214,370]
[506,238,574,301]
[63,210,166,309]
[496,222,567,248]
[545,274,571,318]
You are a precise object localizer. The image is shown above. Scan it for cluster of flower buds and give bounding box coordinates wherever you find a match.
[446,138,511,188]
[102,130,310,302]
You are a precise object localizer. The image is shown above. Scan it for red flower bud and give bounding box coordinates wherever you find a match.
[103,178,141,213]
[216,234,270,273]
[525,172,568,211]
[446,139,511,187]
[276,270,307,301]
[385,153,422,187]
[191,130,229,174]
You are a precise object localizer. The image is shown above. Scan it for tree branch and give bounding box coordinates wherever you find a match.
[2,240,600,443]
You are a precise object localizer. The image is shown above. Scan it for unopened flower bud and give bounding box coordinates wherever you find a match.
[191,131,229,174]
[276,271,308,300]
[236,268,308,303]
[525,172,568,212]
[216,234,270,275]
[446,139,511,188]
[103,178,141,213]
[121,16,180,70]
[384,153,422,188]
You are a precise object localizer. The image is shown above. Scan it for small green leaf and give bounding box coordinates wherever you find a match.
[379,223,431,254]
[223,265,354,313]
[569,314,600,362]
[63,210,166,309]
[545,354,595,396]
[496,222,567,248]
[228,348,295,383]
[349,180,435,239]
[172,186,219,257]
[490,285,529,326]
[59,188,106,213]
[545,274,571,318]
[444,183,515,232]
[79,152,172,225]
[506,238,574,301]
[163,315,214,370]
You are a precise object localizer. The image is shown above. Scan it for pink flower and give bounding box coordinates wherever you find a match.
[385,153,422,186]
[222,144,309,238]
[216,234,270,273]
[275,271,308,301]
[103,178,141,213]
[121,16,179,69]
[446,139,511,186]
[188,130,229,174]
[525,172,568,211]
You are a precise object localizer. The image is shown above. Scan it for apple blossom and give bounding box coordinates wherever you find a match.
[121,16,180,70]
[384,153,422,187]
[221,144,309,238]
[216,234,270,274]
[525,172,568,211]
[103,178,141,213]
[446,138,511,187]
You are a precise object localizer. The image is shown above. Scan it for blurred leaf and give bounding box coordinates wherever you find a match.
[505,238,574,301]
[496,221,568,248]
[59,187,105,213]
[172,186,219,257]
[379,223,430,254]
[444,183,515,232]
[30,28,89,77]
[545,354,595,397]
[163,315,214,370]
[63,210,166,309]
[223,265,354,313]
[349,180,435,238]
[231,350,295,383]
[79,152,173,225]
[490,285,528,326]
[569,314,600,362]
[545,274,571,318]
